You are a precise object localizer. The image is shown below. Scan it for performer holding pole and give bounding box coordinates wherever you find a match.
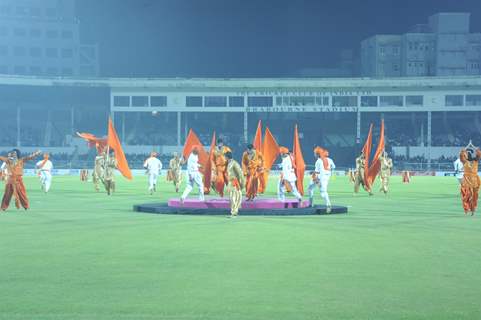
[308,147,334,212]
[379,151,393,194]
[211,138,231,197]
[181,146,205,203]
[104,149,117,196]
[143,152,162,195]
[35,153,53,193]
[93,149,106,192]
[225,151,245,218]
[354,152,373,195]
[167,152,183,193]
[0,149,41,211]
[459,142,481,216]
[278,147,302,202]
[242,144,264,201]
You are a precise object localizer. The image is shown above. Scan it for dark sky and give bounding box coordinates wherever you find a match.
[76,0,481,77]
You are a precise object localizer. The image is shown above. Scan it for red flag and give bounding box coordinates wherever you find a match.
[203,132,216,194]
[292,125,306,195]
[182,129,209,175]
[368,120,385,186]
[253,120,262,151]
[362,124,373,190]
[107,118,132,180]
[262,127,280,188]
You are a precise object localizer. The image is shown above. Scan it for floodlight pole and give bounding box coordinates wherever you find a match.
[177,111,181,146]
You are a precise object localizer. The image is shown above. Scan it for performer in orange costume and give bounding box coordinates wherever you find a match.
[211,138,231,197]
[0,149,41,211]
[241,144,264,201]
[459,142,481,216]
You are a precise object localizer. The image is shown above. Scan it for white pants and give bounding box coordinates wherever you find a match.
[148,173,159,191]
[39,171,52,192]
[278,179,302,201]
[182,172,205,201]
[308,175,331,207]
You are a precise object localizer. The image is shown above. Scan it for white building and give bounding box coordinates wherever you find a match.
[0,0,98,77]
[361,13,481,78]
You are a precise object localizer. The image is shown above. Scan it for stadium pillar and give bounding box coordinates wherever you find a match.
[70,107,75,134]
[427,111,432,170]
[243,111,248,143]
[16,106,21,147]
[122,113,126,142]
[177,111,181,146]
[356,110,361,141]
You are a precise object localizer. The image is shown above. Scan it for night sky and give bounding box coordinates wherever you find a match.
[76,0,481,77]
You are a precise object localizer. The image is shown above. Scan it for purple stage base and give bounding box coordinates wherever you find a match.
[168,198,310,209]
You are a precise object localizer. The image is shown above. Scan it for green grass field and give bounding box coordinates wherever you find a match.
[1,175,481,320]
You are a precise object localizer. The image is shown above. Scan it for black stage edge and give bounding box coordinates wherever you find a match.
[133,203,348,216]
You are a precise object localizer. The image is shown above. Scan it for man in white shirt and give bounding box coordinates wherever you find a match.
[453,157,464,184]
[308,147,334,211]
[143,152,162,194]
[181,147,205,202]
[35,153,53,193]
[0,161,7,182]
[278,147,302,202]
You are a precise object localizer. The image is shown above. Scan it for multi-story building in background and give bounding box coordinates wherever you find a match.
[361,13,481,77]
[0,0,98,77]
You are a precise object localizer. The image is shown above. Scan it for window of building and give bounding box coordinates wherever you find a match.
[361,96,378,107]
[14,66,26,74]
[30,7,41,17]
[46,48,58,58]
[466,95,481,106]
[406,95,423,106]
[46,8,57,17]
[186,96,203,107]
[393,63,399,72]
[61,48,73,58]
[229,96,244,107]
[332,96,357,107]
[46,30,58,39]
[30,28,41,37]
[114,96,130,107]
[15,6,27,16]
[247,96,273,107]
[62,30,73,39]
[29,47,41,57]
[380,96,403,107]
[315,96,329,106]
[0,26,7,36]
[150,96,167,107]
[13,46,26,57]
[445,95,464,106]
[61,68,73,76]
[204,96,227,107]
[29,66,42,75]
[0,45,8,56]
[14,28,26,37]
[132,96,149,107]
[46,67,58,76]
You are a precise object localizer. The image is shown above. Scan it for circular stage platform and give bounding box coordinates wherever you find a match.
[134,198,348,216]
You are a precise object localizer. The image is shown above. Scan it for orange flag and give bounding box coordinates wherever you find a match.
[107,118,132,180]
[362,124,373,190]
[292,125,306,196]
[182,129,209,175]
[262,127,280,188]
[368,120,385,186]
[253,120,262,151]
[203,132,216,194]
[76,132,107,153]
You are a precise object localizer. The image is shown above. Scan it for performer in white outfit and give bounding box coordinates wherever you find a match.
[308,147,335,211]
[453,157,464,184]
[277,147,302,202]
[143,152,162,194]
[181,147,205,202]
[35,153,53,193]
[0,161,7,182]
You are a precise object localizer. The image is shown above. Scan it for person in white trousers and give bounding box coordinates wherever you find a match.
[453,157,464,184]
[181,147,205,202]
[277,147,302,202]
[35,153,53,193]
[308,147,335,212]
[144,152,162,194]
